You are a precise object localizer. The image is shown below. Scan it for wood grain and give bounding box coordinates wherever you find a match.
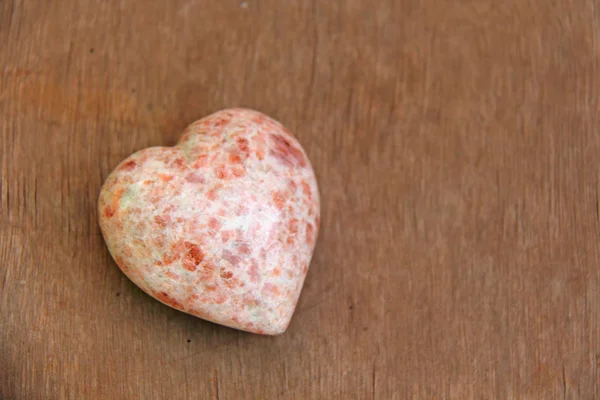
[1,0,599,398]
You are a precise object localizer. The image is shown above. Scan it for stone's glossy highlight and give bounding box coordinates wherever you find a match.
[98,109,320,335]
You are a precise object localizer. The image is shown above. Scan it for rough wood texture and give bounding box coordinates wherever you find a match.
[1,0,599,398]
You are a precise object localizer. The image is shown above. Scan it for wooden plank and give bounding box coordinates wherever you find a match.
[1,0,599,398]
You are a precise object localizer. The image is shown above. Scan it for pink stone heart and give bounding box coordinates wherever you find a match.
[98,109,319,335]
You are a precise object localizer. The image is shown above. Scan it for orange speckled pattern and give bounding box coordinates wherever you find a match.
[98,109,320,335]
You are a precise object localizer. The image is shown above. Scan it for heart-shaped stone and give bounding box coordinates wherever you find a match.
[98,109,319,335]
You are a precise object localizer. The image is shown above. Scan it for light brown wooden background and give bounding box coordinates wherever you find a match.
[1,0,599,398]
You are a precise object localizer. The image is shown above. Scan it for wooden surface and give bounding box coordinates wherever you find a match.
[1,0,599,398]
